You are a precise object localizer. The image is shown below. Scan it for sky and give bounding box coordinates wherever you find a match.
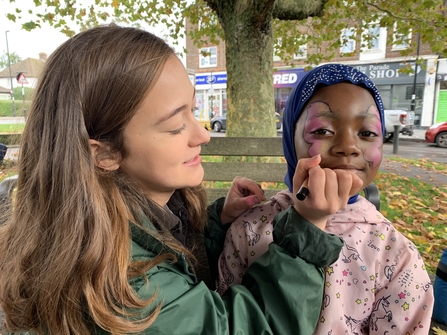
[0,1,184,63]
[0,1,70,60]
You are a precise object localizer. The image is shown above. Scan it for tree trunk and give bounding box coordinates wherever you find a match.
[217,1,277,137]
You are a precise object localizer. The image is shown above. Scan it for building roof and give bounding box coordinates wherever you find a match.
[0,55,46,79]
[0,85,11,94]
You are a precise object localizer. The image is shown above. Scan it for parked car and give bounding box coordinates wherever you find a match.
[425,121,447,148]
[211,113,281,132]
[383,110,415,142]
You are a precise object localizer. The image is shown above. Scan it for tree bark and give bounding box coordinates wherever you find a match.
[211,1,277,137]
[208,0,327,137]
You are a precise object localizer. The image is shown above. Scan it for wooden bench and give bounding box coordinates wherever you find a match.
[201,136,380,210]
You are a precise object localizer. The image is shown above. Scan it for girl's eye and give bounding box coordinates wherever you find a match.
[312,129,332,136]
[170,124,186,135]
[191,107,199,114]
[359,131,378,138]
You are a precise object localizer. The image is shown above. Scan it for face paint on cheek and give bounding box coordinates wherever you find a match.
[362,141,382,168]
[362,106,383,168]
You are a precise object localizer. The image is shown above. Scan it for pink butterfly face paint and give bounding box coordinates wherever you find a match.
[303,102,333,158]
[301,102,383,168]
[360,105,383,168]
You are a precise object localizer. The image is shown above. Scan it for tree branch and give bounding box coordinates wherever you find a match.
[273,0,328,20]
[364,1,425,24]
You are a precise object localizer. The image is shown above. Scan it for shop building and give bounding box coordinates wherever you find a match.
[433,58,447,123]
[185,20,440,128]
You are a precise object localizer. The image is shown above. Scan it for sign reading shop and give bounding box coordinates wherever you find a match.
[352,61,426,85]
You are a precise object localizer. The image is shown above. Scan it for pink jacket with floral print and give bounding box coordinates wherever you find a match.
[218,191,434,335]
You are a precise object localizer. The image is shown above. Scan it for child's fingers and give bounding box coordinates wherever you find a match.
[348,172,364,197]
[292,155,321,196]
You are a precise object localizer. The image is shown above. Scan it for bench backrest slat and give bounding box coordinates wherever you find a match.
[201,137,288,203]
[201,137,284,156]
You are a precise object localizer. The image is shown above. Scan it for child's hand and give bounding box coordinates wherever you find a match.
[292,155,363,230]
[220,176,266,224]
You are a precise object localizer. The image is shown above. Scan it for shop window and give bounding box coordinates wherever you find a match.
[392,23,411,50]
[274,37,307,61]
[273,38,282,61]
[199,47,217,68]
[294,36,307,59]
[340,28,356,54]
[361,22,386,52]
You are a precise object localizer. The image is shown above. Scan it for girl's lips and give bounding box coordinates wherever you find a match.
[184,155,201,167]
[331,164,361,170]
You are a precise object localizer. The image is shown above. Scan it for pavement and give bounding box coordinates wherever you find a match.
[395,127,427,142]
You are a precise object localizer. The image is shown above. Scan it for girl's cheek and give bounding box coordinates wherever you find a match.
[362,140,382,168]
[307,139,328,157]
[362,110,383,167]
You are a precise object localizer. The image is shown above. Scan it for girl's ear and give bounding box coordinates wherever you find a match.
[88,139,120,171]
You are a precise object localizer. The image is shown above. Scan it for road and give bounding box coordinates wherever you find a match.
[382,141,447,163]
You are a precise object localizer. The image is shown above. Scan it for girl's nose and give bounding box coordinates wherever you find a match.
[331,132,361,156]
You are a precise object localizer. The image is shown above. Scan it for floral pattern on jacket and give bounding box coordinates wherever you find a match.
[218,191,434,335]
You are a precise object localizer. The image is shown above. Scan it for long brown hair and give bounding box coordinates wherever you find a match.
[0,24,207,334]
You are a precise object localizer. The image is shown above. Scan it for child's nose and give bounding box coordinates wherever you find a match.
[331,132,361,156]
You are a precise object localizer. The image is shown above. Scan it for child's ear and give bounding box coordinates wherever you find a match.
[88,139,120,171]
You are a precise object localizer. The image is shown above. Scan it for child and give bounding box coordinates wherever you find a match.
[218,64,434,334]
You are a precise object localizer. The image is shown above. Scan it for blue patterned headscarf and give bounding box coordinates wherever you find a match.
[282,63,385,194]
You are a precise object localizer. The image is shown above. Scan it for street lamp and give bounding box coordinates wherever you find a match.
[410,32,421,127]
[5,30,16,117]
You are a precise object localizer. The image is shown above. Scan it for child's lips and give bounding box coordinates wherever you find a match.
[331,164,361,170]
[330,165,365,176]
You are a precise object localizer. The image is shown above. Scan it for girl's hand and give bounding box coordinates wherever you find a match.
[292,155,363,230]
[220,176,266,224]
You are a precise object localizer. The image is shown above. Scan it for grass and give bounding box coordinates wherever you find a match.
[375,171,446,274]
[0,123,25,133]
[386,155,447,173]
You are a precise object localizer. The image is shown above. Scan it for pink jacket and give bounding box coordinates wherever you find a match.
[218,191,434,335]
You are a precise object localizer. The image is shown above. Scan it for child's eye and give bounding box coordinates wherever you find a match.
[312,129,332,136]
[191,107,199,114]
[170,124,186,135]
[359,131,378,138]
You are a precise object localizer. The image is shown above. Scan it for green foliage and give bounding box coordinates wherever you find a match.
[12,86,34,101]
[0,51,21,71]
[274,0,447,66]
[3,0,447,62]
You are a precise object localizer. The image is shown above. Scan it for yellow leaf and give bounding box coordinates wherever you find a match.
[432,326,447,335]
[412,200,426,207]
